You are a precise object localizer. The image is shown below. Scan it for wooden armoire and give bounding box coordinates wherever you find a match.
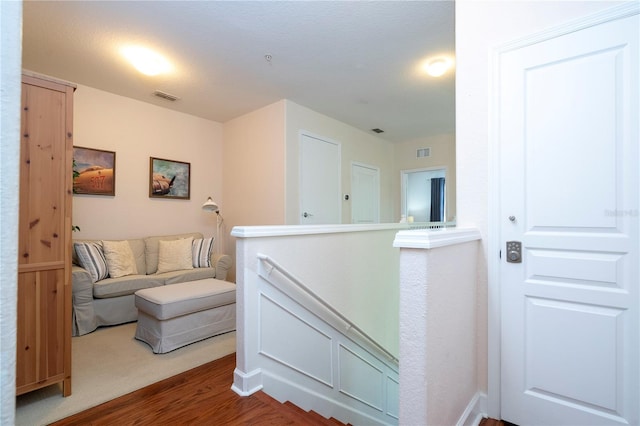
[17,72,75,397]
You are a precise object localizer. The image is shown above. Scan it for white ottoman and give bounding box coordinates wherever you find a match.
[134,278,236,354]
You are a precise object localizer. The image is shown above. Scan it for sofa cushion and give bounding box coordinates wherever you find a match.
[73,238,146,275]
[144,232,203,274]
[157,237,194,274]
[102,240,137,278]
[135,278,236,320]
[192,237,215,268]
[160,267,217,285]
[128,239,146,278]
[93,274,164,299]
[74,241,109,283]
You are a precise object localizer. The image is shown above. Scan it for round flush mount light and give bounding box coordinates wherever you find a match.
[422,57,454,77]
[121,46,172,76]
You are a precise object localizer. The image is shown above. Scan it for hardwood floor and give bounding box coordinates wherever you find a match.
[51,353,345,426]
[479,418,516,426]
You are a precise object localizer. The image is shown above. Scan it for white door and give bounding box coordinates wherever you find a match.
[351,162,379,224]
[499,10,638,426]
[299,133,341,224]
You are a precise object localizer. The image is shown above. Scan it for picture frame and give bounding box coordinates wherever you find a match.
[73,146,116,196]
[149,157,191,199]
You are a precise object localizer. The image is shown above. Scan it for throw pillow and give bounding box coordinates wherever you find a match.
[192,237,214,268]
[157,237,194,274]
[74,242,109,283]
[102,240,137,278]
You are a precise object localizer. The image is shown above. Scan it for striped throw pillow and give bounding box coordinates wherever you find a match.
[192,237,214,268]
[74,242,109,283]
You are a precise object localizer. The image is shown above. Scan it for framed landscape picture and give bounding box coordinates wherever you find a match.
[149,157,190,199]
[73,146,116,196]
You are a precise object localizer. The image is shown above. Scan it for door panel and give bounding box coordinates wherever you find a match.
[351,162,379,224]
[299,133,341,224]
[499,10,638,426]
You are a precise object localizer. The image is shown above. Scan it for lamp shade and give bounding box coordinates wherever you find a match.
[202,197,219,213]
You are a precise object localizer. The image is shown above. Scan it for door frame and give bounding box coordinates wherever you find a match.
[487,3,640,419]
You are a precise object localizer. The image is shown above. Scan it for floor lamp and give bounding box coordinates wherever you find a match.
[202,197,223,253]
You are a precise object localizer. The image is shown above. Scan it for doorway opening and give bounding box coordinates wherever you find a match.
[401,167,447,224]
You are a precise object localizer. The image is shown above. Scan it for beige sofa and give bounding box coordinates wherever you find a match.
[72,232,232,336]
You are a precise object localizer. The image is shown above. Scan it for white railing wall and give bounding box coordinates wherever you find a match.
[231,224,405,425]
[393,228,482,426]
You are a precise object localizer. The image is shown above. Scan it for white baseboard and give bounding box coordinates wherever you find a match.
[231,367,263,396]
[262,370,391,426]
[457,392,488,426]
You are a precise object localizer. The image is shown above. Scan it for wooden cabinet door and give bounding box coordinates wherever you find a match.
[17,74,73,396]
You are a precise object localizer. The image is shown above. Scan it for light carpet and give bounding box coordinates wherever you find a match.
[15,323,236,426]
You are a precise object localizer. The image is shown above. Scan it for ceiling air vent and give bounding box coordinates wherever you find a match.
[417,147,431,158]
[153,90,180,102]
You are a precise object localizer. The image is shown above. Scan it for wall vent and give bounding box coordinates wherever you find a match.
[153,90,180,102]
[417,147,431,158]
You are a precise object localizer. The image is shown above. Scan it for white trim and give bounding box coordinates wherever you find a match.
[231,367,263,396]
[496,2,639,54]
[392,227,480,249]
[456,392,488,426]
[232,223,409,238]
[487,3,639,420]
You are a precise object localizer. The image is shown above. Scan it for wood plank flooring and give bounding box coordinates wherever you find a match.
[479,418,506,426]
[51,353,345,426]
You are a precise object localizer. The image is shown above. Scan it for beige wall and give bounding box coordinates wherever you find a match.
[393,133,456,223]
[222,100,286,281]
[284,100,396,224]
[72,85,223,241]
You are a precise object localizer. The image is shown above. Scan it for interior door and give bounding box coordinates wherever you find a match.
[299,133,341,224]
[351,162,379,224]
[498,10,638,426]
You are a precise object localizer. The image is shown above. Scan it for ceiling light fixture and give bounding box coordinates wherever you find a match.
[121,46,171,76]
[422,57,453,77]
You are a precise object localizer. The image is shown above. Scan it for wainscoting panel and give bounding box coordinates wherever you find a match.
[234,250,399,426]
[338,344,384,410]
[259,294,334,387]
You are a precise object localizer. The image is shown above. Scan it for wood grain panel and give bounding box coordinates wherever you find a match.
[19,81,66,265]
[17,73,73,397]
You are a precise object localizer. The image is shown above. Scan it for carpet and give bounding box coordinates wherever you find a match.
[15,323,236,425]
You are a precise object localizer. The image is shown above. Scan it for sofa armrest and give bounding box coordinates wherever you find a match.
[71,265,98,336]
[212,253,232,281]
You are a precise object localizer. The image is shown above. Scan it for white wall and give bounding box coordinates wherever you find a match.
[397,235,480,426]
[393,133,456,222]
[234,224,403,358]
[455,0,627,409]
[284,101,396,224]
[0,1,21,423]
[72,85,224,241]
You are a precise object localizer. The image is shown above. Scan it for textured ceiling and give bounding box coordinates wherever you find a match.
[22,1,455,144]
